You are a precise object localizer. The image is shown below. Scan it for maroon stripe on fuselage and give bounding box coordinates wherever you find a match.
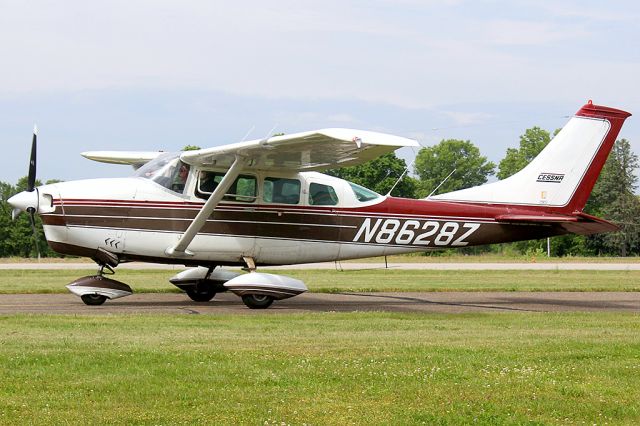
[53,196,565,218]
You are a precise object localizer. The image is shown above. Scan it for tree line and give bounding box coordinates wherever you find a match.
[1,126,639,257]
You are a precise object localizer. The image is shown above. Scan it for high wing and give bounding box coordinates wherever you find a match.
[167,128,417,257]
[180,128,419,171]
[81,151,163,168]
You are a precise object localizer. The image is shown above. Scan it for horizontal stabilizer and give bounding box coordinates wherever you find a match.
[497,212,617,235]
[564,212,619,235]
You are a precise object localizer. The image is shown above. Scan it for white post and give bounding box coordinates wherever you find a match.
[547,237,551,257]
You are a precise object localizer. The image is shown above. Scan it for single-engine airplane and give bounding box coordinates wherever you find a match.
[7,101,632,308]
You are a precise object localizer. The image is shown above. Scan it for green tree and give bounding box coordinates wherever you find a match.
[326,153,417,198]
[414,139,495,197]
[585,139,640,256]
[181,145,201,151]
[497,127,551,179]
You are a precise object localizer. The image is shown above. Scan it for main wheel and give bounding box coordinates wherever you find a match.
[81,294,108,306]
[185,286,217,302]
[242,294,274,309]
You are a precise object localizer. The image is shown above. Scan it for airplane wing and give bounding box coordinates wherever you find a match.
[81,151,163,168]
[180,128,419,171]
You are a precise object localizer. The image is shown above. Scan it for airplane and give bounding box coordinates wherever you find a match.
[7,101,632,309]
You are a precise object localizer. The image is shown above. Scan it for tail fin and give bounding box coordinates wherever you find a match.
[431,101,631,213]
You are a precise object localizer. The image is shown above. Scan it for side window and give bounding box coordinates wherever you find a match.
[263,178,301,204]
[196,171,256,202]
[309,183,339,206]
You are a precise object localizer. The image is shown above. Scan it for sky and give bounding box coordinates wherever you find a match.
[1,0,639,184]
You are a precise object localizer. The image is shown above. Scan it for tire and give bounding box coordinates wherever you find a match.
[185,286,217,302]
[242,294,274,309]
[81,294,108,306]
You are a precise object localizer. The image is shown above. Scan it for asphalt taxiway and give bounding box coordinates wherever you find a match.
[0,292,638,314]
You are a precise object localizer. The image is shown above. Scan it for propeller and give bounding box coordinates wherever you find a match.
[8,126,41,259]
[27,126,41,259]
[27,126,37,192]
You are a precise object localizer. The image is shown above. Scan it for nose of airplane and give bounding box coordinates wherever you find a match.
[7,190,39,218]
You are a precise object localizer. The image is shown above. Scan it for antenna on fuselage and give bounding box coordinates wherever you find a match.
[240,126,255,142]
[266,124,279,139]
[427,168,456,198]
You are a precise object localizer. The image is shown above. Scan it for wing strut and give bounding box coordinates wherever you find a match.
[165,154,247,257]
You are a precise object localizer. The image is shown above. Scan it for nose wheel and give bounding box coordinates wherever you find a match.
[81,294,108,306]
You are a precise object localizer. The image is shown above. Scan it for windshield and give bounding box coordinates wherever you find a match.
[348,182,381,202]
[134,152,190,192]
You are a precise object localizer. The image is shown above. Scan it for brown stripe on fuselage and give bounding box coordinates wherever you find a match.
[45,202,569,248]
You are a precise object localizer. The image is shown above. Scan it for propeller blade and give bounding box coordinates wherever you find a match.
[27,126,37,192]
[27,208,41,260]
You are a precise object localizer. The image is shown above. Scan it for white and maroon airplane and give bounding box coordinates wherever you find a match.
[7,101,631,308]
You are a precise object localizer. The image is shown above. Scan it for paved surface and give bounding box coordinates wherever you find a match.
[0,292,638,314]
[2,262,640,270]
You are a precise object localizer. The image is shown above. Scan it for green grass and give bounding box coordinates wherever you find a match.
[1,268,640,294]
[0,312,638,424]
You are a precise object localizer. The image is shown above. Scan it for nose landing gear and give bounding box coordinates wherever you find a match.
[66,249,132,306]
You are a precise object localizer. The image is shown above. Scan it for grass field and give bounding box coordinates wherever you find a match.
[1,268,638,424]
[0,312,638,424]
[1,268,640,294]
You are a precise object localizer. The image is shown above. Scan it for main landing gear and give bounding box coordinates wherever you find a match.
[185,286,217,302]
[169,257,308,309]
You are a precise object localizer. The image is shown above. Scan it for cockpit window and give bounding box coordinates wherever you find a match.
[134,152,190,193]
[348,182,381,202]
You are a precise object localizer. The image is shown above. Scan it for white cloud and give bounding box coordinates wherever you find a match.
[326,113,358,123]
[0,1,638,111]
[478,20,590,46]
[441,111,494,126]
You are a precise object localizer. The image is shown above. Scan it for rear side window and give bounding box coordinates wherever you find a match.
[263,178,301,204]
[309,183,339,206]
[197,172,256,202]
[349,182,380,202]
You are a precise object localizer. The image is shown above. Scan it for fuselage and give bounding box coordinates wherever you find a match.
[36,166,571,267]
